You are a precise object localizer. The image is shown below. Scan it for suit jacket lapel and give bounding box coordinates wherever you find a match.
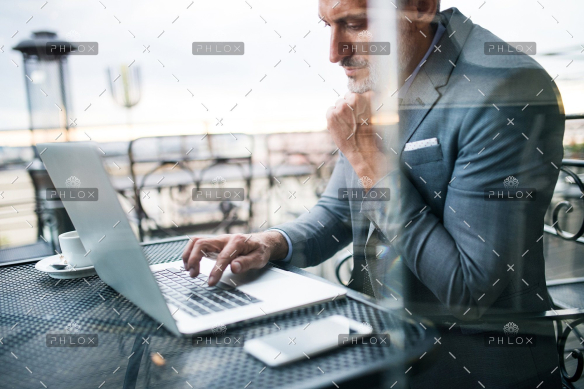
[398,71,441,151]
[397,7,475,152]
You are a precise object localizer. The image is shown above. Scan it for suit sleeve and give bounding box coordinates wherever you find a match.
[272,154,353,268]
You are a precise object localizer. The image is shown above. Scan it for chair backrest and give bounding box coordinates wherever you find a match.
[543,115,584,283]
[128,133,254,164]
[544,114,584,243]
[266,131,337,178]
[125,134,255,240]
[544,159,584,241]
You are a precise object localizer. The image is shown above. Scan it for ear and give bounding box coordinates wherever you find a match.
[411,0,438,25]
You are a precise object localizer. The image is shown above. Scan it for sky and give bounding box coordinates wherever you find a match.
[0,0,582,135]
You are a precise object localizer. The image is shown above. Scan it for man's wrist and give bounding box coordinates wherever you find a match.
[260,230,289,261]
[345,151,390,188]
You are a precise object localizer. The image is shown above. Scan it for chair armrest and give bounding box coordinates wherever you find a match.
[424,308,584,324]
[519,308,584,321]
[334,253,353,286]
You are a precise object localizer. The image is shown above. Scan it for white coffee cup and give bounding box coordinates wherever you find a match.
[59,231,92,268]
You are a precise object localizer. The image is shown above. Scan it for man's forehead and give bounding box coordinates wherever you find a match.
[318,0,367,22]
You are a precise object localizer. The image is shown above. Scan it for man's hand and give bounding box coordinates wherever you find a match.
[326,91,389,185]
[181,231,288,286]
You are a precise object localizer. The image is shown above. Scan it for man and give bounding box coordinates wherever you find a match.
[183,0,565,387]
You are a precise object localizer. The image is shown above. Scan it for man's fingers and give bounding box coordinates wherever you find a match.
[231,253,264,274]
[208,235,246,286]
[181,237,197,264]
[326,106,335,123]
[186,239,217,277]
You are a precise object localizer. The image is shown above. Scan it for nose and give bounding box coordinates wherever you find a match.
[329,27,350,64]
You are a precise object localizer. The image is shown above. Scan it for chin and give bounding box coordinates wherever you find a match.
[349,74,368,85]
[347,80,372,94]
[347,72,377,94]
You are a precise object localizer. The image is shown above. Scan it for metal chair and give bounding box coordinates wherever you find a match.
[126,134,254,241]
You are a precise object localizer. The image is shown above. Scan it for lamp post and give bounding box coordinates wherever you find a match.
[13,31,76,144]
[13,31,76,249]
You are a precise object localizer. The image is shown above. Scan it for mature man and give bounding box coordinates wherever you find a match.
[183,0,565,387]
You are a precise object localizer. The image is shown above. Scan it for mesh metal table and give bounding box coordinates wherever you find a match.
[0,238,437,389]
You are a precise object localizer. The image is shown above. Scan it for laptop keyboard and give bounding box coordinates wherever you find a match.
[153,268,261,317]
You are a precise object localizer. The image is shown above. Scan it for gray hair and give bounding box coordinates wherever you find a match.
[398,0,441,13]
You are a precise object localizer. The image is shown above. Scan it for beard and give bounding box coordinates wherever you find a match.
[341,56,380,94]
[341,27,418,93]
[397,27,417,79]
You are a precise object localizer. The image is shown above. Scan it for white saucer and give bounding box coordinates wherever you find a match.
[35,255,97,279]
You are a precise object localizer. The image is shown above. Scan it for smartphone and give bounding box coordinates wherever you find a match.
[244,315,374,367]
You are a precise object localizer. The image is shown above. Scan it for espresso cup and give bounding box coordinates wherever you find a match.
[59,231,92,268]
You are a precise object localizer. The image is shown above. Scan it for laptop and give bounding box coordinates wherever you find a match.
[38,141,347,336]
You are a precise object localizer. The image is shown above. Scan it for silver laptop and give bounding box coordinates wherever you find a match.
[38,141,346,336]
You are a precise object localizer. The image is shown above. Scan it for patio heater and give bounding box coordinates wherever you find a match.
[13,31,76,250]
[13,31,75,141]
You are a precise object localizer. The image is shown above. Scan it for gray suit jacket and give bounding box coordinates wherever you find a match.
[275,8,565,388]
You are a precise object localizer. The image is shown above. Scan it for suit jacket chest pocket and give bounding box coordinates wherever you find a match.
[402,144,443,166]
